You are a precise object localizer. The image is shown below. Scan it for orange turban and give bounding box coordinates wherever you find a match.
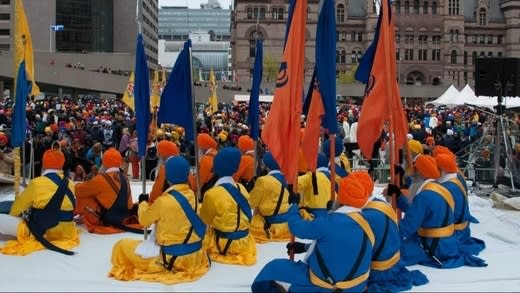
[432,145,454,157]
[349,171,374,197]
[197,133,217,150]
[157,140,179,158]
[414,155,440,179]
[237,135,255,152]
[434,153,458,173]
[103,147,122,168]
[338,175,369,208]
[42,149,65,170]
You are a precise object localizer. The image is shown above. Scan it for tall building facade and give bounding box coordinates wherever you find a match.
[4,0,158,65]
[159,4,231,41]
[232,0,520,91]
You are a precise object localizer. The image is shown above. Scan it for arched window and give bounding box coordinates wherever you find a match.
[404,1,410,13]
[451,50,457,64]
[250,31,263,57]
[488,51,493,57]
[498,52,503,57]
[260,7,266,19]
[464,51,468,64]
[449,29,454,42]
[423,1,428,14]
[341,50,347,64]
[455,29,459,42]
[413,0,420,13]
[271,8,278,19]
[357,50,363,62]
[351,50,357,63]
[432,2,437,14]
[337,4,345,23]
[479,8,487,26]
[480,51,485,57]
[278,8,284,20]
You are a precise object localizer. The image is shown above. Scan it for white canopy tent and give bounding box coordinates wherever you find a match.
[428,84,460,106]
[234,94,274,103]
[469,95,520,110]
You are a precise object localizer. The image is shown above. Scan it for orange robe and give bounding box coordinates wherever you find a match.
[74,171,139,234]
[149,165,167,204]
[233,152,255,183]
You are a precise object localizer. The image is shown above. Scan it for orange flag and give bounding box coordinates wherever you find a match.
[357,0,408,161]
[261,0,307,185]
[302,75,325,171]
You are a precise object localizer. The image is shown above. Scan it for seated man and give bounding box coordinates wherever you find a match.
[232,135,256,191]
[149,140,180,204]
[249,152,291,243]
[352,171,428,292]
[297,153,334,220]
[395,155,486,268]
[251,174,374,293]
[75,148,142,234]
[434,153,485,255]
[199,147,256,265]
[109,156,210,285]
[0,149,79,256]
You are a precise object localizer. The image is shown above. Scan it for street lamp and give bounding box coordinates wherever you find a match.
[49,24,64,52]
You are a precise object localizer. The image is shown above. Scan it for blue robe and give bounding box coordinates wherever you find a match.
[252,205,373,293]
[398,180,486,268]
[363,199,428,292]
[440,175,485,255]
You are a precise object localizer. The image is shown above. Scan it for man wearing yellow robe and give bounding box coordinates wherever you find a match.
[109,156,210,285]
[200,147,256,265]
[0,149,79,256]
[249,152,291,243]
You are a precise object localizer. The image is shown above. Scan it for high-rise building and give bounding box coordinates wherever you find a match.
[4,0,158,65]
[232,0,520,96]
[159,3,231,41]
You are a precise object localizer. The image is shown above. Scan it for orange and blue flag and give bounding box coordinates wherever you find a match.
[261,0,307,185]
[301,0,337,171]
[355,0,408,161]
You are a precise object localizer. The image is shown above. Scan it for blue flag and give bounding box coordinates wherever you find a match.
[134,34,150,158]
[11,61,29,148]
[315,0,337,134]
[158,39,194,141]
[354,6,383,84]
[247,39,263,140]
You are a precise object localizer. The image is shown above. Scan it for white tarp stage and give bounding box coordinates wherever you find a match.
[428,85,460,107]
[1,182,520,291]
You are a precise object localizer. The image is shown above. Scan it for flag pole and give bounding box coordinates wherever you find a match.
[329,133,336,202]
[189,47,202,202]
[253,13,261,177]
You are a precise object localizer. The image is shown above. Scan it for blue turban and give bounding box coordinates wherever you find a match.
[322,137,344,158]
[317,153,328,168]
[214,147,241,177]
[165,156,190,185]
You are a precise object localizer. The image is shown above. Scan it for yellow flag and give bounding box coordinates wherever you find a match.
[208,68,218,114]
[151,70,161,110]
[122,72,135,112]
[15,0,39,96]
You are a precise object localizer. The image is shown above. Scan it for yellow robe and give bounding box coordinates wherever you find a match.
[200,181,256,265]
[249,173,291,243]
[109,184,210,285]
[1,172,80,256]
[297,171,334,220]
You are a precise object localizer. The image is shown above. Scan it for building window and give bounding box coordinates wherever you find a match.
[337,4,345,23]
[341,50,347,64]
[432,2,437,14]
[479,34,485,44]
[336,50,340,63]
[432,35,441,44]
[396,49,401,60]
[404,1,410,13]
[405,34,414,44]
[423,1,428,14]
[472,51,477,64]
[396,33,401,43]
[480,51,485,57]
[498,52,503,57]
[455,30,459,42]
[488,51,493,57]
[418,35,428,44]
[336,31,340,41]
[449,29,454,42]
[341,31,347,41]
[479,8,487,26]
[432,49,441,61]
[464,51,468,64]
[487,34,493,44]
[358,33,363,42]
[413,0,420,13]
[405,49,414,60]
[247,8,253,19]
[351,50,357,63]
[451,50,457,64]
[448,0,460,15]
[260,8,266,19]
[464,71,468,84]
[472,35,477,44]
[278,8,284,20]
[419,49,427,60]
[497,35,503,44]
[396,1,401,14]
[373,1,377,13]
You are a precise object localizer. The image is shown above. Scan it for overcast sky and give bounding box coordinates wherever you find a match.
[158,0,232,9]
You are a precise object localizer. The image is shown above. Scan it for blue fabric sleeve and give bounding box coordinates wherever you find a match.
[399,196,427,239]
[287,205,326,240]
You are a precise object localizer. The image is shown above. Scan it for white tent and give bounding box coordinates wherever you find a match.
[455,84,479,106]
[470,95,520,110]
[428,84,460,106]
[234,94,274,103]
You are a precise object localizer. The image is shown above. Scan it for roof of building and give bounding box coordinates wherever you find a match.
[464,0,505,22]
